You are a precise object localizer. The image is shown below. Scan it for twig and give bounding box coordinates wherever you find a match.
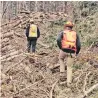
[37,41,50,48]
[75,70,83,93]
[82,83,98,98]
[85,83,98,96]
[83,72,91,93]
[19,11,30,14]
[5,57,27,73]
[2,2,9,18]
[14,79,45,95]
[38,87,50,97]
[50,79,59,98]
[86,42,95,52]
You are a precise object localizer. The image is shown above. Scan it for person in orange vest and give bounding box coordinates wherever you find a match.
[25,19,40,55]
[57,21,81,86]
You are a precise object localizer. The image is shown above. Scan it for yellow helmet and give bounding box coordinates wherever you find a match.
[64,21,74,27]
[30,19,34,23]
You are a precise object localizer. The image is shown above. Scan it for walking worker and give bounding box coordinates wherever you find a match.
[57,21,81,86]
[25,19,40,55]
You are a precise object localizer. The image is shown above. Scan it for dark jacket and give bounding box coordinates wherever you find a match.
[57,31,81,55]
[25,24,40,40]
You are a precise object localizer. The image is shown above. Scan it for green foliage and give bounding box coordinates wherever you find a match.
[72,63,82,70]
[54,19,67,26]
[73,1,98,47]
[44,25,63,49]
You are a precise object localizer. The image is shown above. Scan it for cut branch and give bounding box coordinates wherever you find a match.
[50,80,58,98]
[1,51,19,60]
[19,11,30,14]
[82,83,98,98]
[38,41,50,48]
[4,56,27,73]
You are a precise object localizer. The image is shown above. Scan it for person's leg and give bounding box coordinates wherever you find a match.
[66,54,74,86]
[59,50,67,81]
[31,40,37,53]
[59,51,65,72]
[27,39,31,53]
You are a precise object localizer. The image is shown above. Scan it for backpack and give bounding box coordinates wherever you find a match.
[61,30,77,52]
[29,24,37,38]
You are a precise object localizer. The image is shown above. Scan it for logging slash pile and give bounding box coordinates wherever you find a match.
[1,12,98,98]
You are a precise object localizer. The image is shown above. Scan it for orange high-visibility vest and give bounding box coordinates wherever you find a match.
[61,30,77,52]
[29,24,37,37]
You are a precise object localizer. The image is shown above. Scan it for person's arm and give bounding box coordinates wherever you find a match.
[25,24,30,37]
[37,27,40,38]
[76,34,81,55]
[57,31,63,49]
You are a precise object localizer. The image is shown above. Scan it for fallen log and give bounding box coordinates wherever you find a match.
[2,32,13,39]
[1,49,16,57]
[7,47,16,52]
[1,42,10,48]
[1,15,26,27]
[1,45,12,50]
[81,83,98,98]
[1,38,9,42]
[14,32,23,38]
[1,53,22,62]
[19,11,30,14]
[4,56,27,73]
[47,64,60,69]
[1,51,19,60]
[37,41,50,48]
[13,21,21,28]
[1,46,15,55]
[2,29,11,34]
[20,19,29,26]
[83,83,98,97]
[2,19,28,32]
[50,80,59,98]
[1,38,9,46]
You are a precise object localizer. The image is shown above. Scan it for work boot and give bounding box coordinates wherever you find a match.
[25,52,30,55]
[31,52,35,56]
[60,72,66,82]
[67,82,72,88]
[27,49,30,53]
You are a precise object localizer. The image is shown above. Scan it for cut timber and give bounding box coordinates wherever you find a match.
[24,53,40,57]
[1,46,15,56]
[14,32,23,38]
[1,38,9,46]
[38,41,50,48]
[4,57,27,73]
[1,19,18,27]
[2,32,13,39]
[7,48,17,54]
[1,38,9,42]
[2,29,11,34]
[84,83,98,97]
[47,64,60,69]
[1,51,19,60]
[1,54,22,62]
[50,80,59,98]
[1,16,24,27]
[13,21,21,28]
[1,42,10,48]
[1,49,16,57]
[21,20,30,25]
[1,45,13,51]
[38,52,49,56]
[19,11,30,14]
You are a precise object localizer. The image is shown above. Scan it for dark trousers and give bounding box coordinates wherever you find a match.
[27,39,37,53]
